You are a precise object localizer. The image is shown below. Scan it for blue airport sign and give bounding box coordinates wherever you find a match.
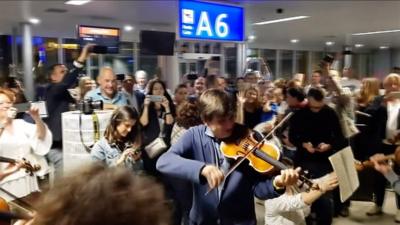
[179,0,244,42]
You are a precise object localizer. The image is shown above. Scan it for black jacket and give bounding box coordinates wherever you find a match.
[44,66,83,147]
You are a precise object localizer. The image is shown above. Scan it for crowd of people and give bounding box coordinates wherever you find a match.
[0,45,400,225]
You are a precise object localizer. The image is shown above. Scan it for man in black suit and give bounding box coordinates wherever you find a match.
[44,44,92,177]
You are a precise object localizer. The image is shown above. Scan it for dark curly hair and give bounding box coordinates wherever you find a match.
[175,100,202,129]
[32,163,171,225]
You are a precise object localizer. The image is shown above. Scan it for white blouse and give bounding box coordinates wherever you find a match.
[264,192,309,225]
[0,119,52,201]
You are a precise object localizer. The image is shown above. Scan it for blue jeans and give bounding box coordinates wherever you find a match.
[46,148,63,179]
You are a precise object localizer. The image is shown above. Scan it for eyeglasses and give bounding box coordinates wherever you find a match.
[0,102,12,106]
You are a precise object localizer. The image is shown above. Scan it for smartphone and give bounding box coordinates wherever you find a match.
[15,101,48,118]
[91,45,108,54]
[149,95,163,102]
[14,102,30,112]
[32,101,48,118]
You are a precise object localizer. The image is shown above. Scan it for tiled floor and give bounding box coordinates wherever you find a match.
[256,190,398,225]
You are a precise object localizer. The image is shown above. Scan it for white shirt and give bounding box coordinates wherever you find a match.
[0,119,52,201]
[386,100,400,143]
[264,192,309,225]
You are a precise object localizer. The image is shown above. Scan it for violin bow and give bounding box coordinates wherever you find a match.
[0,187,35,216]
[205,112,294,195]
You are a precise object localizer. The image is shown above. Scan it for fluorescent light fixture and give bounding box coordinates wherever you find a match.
[253,16,309,25]
[28,18,40,24]
[248,35,256,41]
[325,41,335,46]
[352,29,400,36]
[65,0,91,5]
[124,25,134,32]
[290,39,299,43]
[380,46,389,49]
[355,44,364,48]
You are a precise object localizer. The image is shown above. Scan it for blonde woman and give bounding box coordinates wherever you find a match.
[237,87,263,129]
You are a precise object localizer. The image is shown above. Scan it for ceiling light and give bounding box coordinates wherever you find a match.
[325,41,335,46]
[253,16,309,26]
[290,39,299,43]
[248,35,256,41]
[380,46,389,49]
[65,0,91,6]
[354,44,364,48]
[352,29,400,36]
[124,25,134,32]
[28,18,40,24]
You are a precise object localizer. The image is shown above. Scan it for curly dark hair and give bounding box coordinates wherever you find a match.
[32,163,171,225]
[175,100,202,129]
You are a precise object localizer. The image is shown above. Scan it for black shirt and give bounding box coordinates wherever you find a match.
[289,105,346,175]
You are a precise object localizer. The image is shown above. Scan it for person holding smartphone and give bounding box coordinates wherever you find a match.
[44,44,93,178]
[91,106,143,172]
[140,79,175,176]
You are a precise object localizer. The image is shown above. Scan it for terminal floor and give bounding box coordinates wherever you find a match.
[255,190,398,225]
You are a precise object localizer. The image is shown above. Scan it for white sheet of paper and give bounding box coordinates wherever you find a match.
[328,146,359,202]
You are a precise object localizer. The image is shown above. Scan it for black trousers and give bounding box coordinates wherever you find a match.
[373,143,400,208]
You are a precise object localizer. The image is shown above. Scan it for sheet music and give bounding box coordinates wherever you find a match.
[328,146,359,202]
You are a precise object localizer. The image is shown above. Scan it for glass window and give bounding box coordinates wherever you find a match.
[260,49,276,80]
[137,43,158,79]
[280,50,293,80]
[225,45,237,78]
[295,51,307,75]
[104,42,134,75]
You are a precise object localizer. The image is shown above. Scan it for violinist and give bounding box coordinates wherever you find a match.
[156,88,300,225]
[0,88,52,202]
[366,73,400,220]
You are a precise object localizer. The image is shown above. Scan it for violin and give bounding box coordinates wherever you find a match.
[0,156,40,176]
[355,152,399,172]
[220,112,315,190]
[0,188,35,224]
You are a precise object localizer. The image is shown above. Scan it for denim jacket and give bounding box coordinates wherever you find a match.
[91,137,143,172]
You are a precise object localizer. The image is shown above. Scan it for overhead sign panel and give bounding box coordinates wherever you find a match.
[179,0,244,42]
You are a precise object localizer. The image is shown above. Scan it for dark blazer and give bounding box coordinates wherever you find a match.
[134,90,145,109]
[369,95,400,154]
[156,124,279,225]
[44,66,82,146]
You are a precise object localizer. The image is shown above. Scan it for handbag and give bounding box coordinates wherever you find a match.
[144,118,167,159]
[144,137,167,159]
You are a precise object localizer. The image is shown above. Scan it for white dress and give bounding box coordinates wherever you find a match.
[0,119,52,201]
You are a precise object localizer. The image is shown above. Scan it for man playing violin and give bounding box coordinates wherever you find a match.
[157,88,300,225]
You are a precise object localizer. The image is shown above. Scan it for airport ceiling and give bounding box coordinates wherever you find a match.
[0,0,398,51]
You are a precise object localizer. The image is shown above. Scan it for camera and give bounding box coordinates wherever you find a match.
[78,99,103,115]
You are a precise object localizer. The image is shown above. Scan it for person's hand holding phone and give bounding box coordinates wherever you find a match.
[77,44,96,63]
[161,96,170,112]
[144,96,151,106]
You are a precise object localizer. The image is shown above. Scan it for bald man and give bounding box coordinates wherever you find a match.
[84,67,128,106]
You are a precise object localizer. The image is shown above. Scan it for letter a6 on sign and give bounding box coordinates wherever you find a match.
[179,0,244,42]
